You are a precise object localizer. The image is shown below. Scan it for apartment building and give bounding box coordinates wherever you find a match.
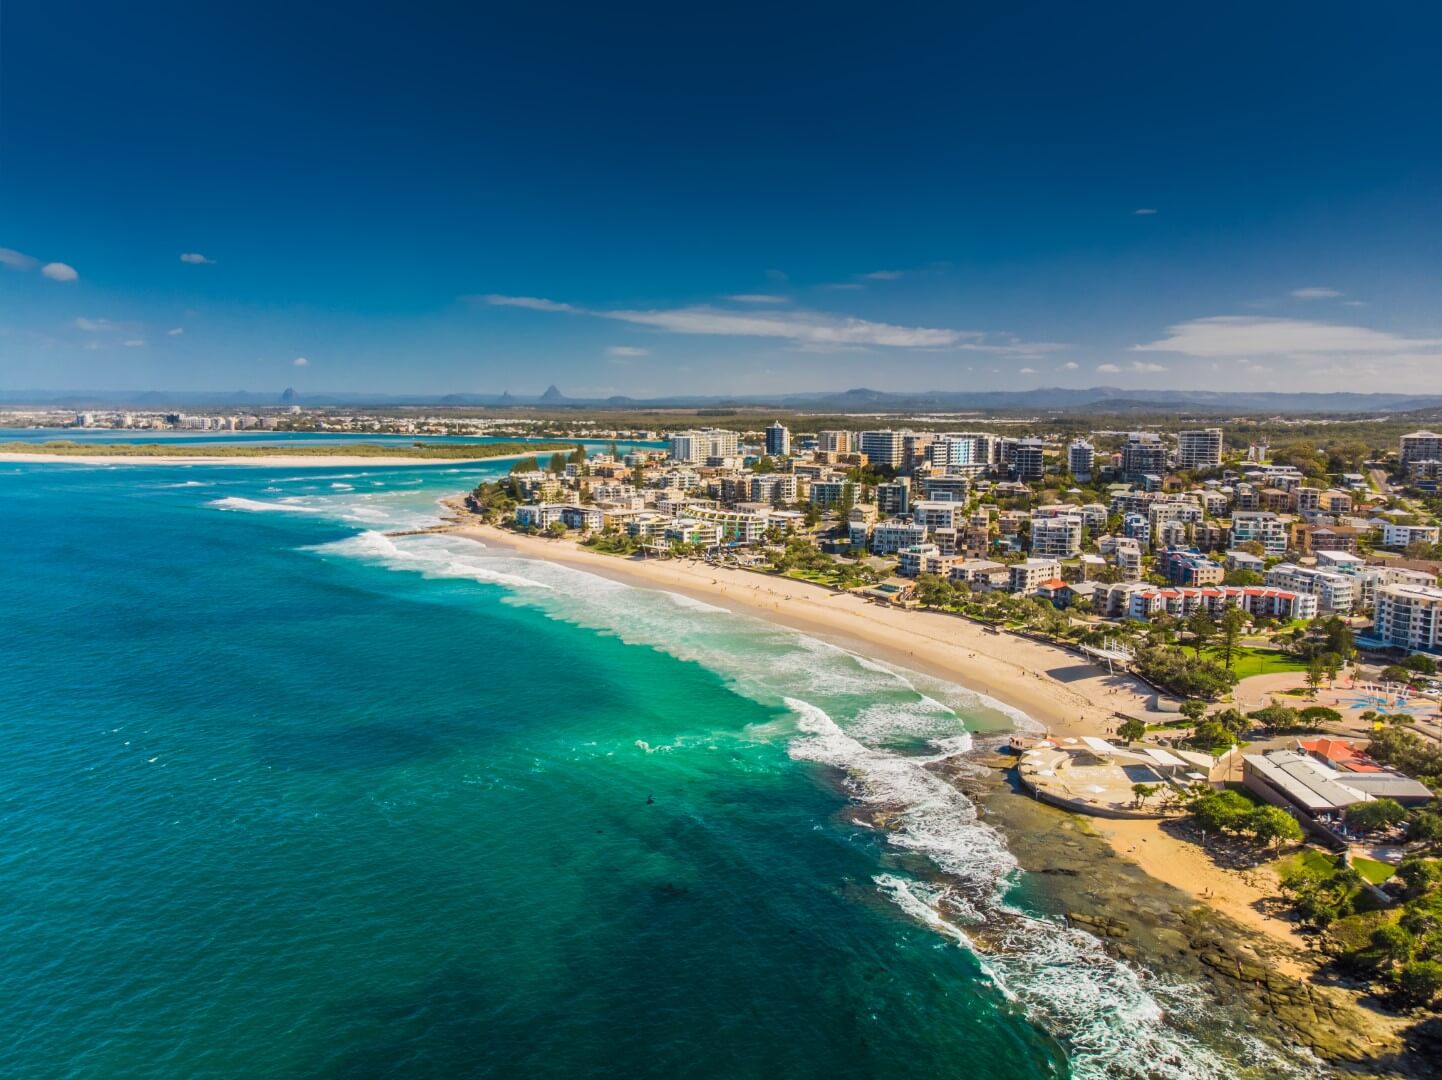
[871,520,928,555]
[1030,512,1084,558]
[1399,431,1442,467]
[1380,522,1440,550]
[859,429,908,468]
[1176,428,1224,471]
[1121,432,1169,479]
[1068,438,1095,481]
[668,428,740,463]
[1264,563,1358,613]
[818,430,856,453]
[1231,511,1289,557]
[1009,558,1063,595]
[1373,583,1442,654]
[876,478,911,514]
[764,421,791,457]
[1011,438,1046,482]
[749,474,798,504]
[1125,586,1318,622]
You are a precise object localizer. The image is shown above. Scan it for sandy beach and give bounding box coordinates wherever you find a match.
[0,451,547,468]
[454,520,1170,740]
[450,520,1341,963]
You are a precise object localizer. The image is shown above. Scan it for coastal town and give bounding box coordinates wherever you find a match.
[454,416,1442,1044]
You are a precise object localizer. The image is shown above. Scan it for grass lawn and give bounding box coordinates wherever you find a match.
[1276,848,1339,879]
[1351,856,1396,885]
[1205,645,1310,679]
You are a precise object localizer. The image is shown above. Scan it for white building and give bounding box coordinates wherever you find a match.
[1030,512,1083,558]
[859,430,908,468]
[1068,438,1095,481]
[1177,428,1223,471]
[1379,522,1440,550]
[1009,558,1062,595]
[1400,431,1442,467]
[668,428,740,464]
[912,499,962,532]
[1231,511,1288,557]
[1264,563,1358,613]
[871,520,928,555]
[1373,583,1442,654]
[764,421,791,457]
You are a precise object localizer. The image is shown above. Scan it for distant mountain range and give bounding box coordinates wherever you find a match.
[4,385,1442,415]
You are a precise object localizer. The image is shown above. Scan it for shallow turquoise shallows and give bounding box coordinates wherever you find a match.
[0,453,1240,1079]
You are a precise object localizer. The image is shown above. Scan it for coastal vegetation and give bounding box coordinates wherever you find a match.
[3,439,577,459]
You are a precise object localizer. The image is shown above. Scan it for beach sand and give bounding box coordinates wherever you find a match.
[454,521,1169,741]
[452,520,1331,962]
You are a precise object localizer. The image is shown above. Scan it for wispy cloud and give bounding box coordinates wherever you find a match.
[41,262,78,282]
[1289,286,1342,300]
[859,269,903,281]
[1061,361,1079,370]
[293,356,309,366]
[123,339,145,348]
[168,327,185,336]
[1019,367,1037,375]
[1133,208,1158,216]
[1131,360,1166,373]
[476,293,970,348]
[75,317,126,332]
[1133,315,1442,358]
[0,247,38,271]
[605,345,649,357]
[180,252,216,265]
[725,294,789,304]
[1097,363,1122,373]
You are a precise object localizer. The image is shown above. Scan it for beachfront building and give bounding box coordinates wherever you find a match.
[870,520,928,555]
[876,478,911,514]
[1125,585,1318,622]
[1265,563,1359,613]
[1009,558,1063,595]
[1373,583,1442,654]
[1230,511,1289,557]
[818,429,855,453]
[1067,438,1095,481]
[1243,748,1432,842]
[898,544,961,579]
[764,421,791,457]
[1176,428,1223,471]
[1010,438,1045,482]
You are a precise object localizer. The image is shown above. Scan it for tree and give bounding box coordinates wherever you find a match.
[1369,923,1415,967]
[915,573,955,609]
[1306,656,1326,697]
[1344,798,1408,833]
[1248,703,1298,733]
[1117,718,1147,743]
[546,520,568,537]
[1190,789,1255,833]
[1216,607,1249,670]
[1298,706,1342,732]
[1189,719,1238,753]
[547,452,567,474]
[1403,654,1439,676]
[1132,782,1159,808]
[1186,610,1217,658]
[1396,960,1442,1008]
[1179,699,1208,724]
[1247,805,1303,850]
[1407,812,1442,846]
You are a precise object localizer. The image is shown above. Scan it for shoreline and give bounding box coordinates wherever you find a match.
[450,518,1168,741]
[0,450,557,468]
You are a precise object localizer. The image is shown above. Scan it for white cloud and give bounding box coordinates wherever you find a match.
[1290,286,1342,300]
[1019,367,1037,375]
[123,339,145,347]
[168,327,184,336]
[42,262,78,282]
[1131,361,1166,373]
[859,269,902,280]
[476,293,970,348]
[74,317,123,332]
[605,346,648,357]
[1097,363,1122,374]
[1133,315,1442,359]
[1133,208,1158,215]
[293,356,309,366]
[1061,361,1079,370]
[0,247,38,271]
[179,252,215,264]
[726,294,789,304]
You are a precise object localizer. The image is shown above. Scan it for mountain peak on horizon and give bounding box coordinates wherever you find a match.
[539,384,566,402]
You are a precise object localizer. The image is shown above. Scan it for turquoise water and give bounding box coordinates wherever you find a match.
[0,457,1266,1078]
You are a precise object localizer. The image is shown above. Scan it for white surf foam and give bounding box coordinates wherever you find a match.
[210,496,326,514]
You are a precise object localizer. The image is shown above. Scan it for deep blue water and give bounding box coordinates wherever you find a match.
[0,458,1251,1078]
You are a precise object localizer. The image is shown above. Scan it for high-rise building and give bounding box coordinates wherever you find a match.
[859,429,908,469]
[818,430,855,453]
[1374,583,1442,654]
[1120,432,1169,479]
[1011,438,1045,482]
[765,421,791,457]
[1177,428,1223,471]
[1400,431,1442,467]
[1067,438,1095,481]
[668,427,740,464]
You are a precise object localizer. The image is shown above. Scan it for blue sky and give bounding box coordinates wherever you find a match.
[3,2,1441,396]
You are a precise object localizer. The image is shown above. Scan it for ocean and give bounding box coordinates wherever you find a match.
[0,447,1288,1078]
